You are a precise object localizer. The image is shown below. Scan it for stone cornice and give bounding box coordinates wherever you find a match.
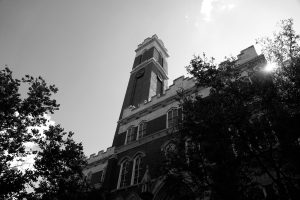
[238,54,267,70]
[115,128,170,154]
[120,76,197,122]
[119,86,197,126]
[131,57,168,80]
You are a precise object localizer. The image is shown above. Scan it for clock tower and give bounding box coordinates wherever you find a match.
[120,35,169,112]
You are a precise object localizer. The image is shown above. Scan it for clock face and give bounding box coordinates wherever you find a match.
[165,143,176,153]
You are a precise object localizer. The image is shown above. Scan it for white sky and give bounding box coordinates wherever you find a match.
[1,0,300,157]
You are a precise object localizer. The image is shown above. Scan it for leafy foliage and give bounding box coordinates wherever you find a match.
[0,67,59,198]
[0,67,89,199]
[32,125,87,200]
[165,19,300,200]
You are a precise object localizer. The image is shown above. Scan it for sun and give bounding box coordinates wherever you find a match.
[264,63,277,72]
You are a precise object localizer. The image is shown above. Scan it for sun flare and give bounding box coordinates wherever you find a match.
[264,63,277,72]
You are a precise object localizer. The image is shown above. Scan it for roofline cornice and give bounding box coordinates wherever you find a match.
[135,36,169,57]
[118,87,196,124]
[131,58,168,80]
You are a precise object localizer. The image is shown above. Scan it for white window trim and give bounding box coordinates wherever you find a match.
[117,163,123,189]
[167,108,177,129]
[130,158,137,185]
[130,155,142,185]
[117,162,124,189]
[136,125,140,141]
[117,159,129,189]
[124,130,129,145]
[125,126,136,145]
[167,108,183,129]
[136,129,139,141]
[136,121,146,140]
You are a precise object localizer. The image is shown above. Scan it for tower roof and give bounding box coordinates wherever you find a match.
[135,34,169,57]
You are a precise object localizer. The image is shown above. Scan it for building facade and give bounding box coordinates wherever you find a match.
[84,35,267,200]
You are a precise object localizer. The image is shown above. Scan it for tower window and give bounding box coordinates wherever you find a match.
[160,56,164,68]
[138,122,147,139]
[118,159,130,188]
[156,76,163,96]
[132,155,143,185]
[158,53,164,68]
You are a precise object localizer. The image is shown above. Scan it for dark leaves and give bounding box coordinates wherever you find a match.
[167,19,300,200]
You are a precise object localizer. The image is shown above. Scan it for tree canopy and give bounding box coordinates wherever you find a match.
[165,19,300,200]
[0,67,88,199]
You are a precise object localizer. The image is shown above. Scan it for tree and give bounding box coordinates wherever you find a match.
[32,125,88,200]
[0,67,88,199]
[165,19,300,200]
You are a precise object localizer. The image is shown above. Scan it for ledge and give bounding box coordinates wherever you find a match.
[121,76,196,120]
[115,128,172,154]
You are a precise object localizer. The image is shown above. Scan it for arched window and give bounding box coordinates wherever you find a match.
[118,159,130,188]
[131,154,143,185]
[125,126,137,144]
[137,121,147,139]
[167,108,179,130]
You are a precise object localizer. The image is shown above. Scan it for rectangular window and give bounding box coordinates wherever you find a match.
[126,127,137,144]
[138,122,147,139]
[147,115,166,135]
[168,109,179,130]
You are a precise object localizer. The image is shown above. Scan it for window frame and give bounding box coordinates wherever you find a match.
[131,154,143,185]
[156,75,163,96]
[125,126,137,144]
[117,159,130,189]
[137,121,147,140]
[167,108,179,129]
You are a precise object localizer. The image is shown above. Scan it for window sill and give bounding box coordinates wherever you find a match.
[113,183,141,192]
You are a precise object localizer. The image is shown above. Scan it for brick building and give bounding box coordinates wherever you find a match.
[84,35,267,200]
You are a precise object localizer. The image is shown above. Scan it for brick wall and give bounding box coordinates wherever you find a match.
[109,134,171,190]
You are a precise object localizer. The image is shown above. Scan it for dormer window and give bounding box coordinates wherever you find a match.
[167,108,181,131]
[125,126,137,144]
[137,121,147,139]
